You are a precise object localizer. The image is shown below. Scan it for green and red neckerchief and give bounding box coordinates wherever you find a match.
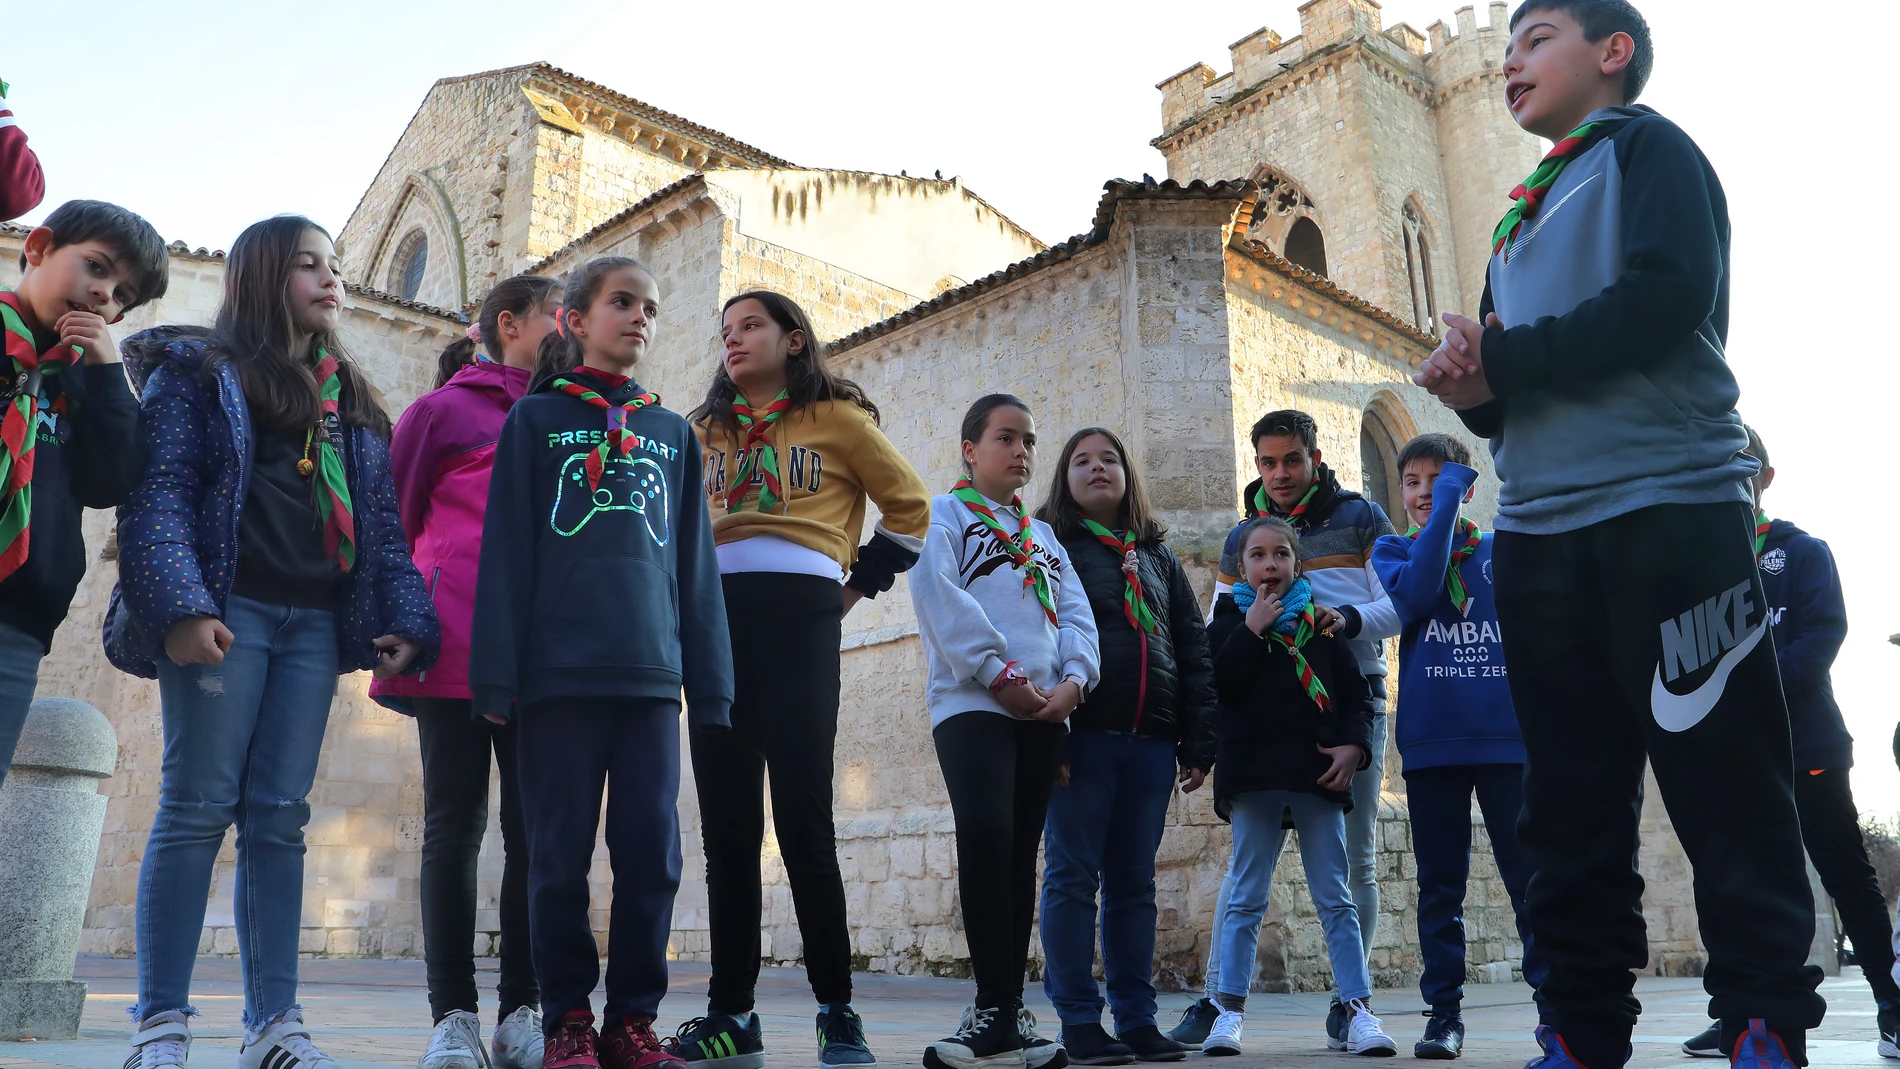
[1080,519,1157,634]
[298,352,356,573]
[952,478,1056,626]
[1406,516,1482,617]
[0,288,78,582]
[551,376,660,493]
[724,390,793,513]
[1250,479,1320,526]
[1492,119,1606,262]
[1755,510,1771,557]
[1269,602,1332,714]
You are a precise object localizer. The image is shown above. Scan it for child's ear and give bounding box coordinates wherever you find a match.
[1463,485,1477,505]
[21,226,54,267]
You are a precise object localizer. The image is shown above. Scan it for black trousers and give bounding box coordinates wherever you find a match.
[934,710,1065,1009]
[517,698,682,1032]
[1493,501,1825,1067]
[1795,768,1899,1006]
[691,572,851,1014]
[414,698,537,1024]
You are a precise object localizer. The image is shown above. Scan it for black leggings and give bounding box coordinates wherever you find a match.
[691,572,851,1013]
[934,711,1065,1009]
[1795,767,1899,1006]
[413,698,536,1024]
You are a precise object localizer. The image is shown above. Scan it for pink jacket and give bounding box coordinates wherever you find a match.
[371,361,529,703]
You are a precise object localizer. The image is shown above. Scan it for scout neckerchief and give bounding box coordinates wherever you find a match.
[297,352,356,572]
[724,390,793,513]
[952,478,1056,626]
[0,288,77,581]
[1406,516,1482,617]
[1492,119,1607,262]
[1081,517,1160,728]
[1754,510,1771,558]
[1263,575,1331,713]
[1251,478,1320,529]
[551,375,660,493]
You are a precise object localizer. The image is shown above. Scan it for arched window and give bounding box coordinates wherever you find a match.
[390,229,428,301]
[1360,399,1412,524]
[1361,425,1395,522]
[1284,217,1328,277]
[1402,200,1437,334]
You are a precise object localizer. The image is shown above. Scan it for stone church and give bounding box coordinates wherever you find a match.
[2,0,1773,995]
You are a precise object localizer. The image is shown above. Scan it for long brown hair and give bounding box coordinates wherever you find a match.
[690,290,879,436]
[433,274,562,390]
[212,215,391,436]
[529,256,652,391]
[1036,426,1167,544]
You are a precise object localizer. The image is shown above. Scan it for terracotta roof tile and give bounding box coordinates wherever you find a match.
[1231,238,1435,347]
[344,282,468,324]
[526,64,793,168]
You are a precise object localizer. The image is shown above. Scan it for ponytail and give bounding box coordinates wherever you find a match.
[432,337,478,390]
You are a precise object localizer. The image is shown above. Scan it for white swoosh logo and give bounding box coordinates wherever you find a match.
[1650,619,1766,733]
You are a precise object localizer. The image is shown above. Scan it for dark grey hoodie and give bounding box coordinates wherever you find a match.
[1459,106,1756,534]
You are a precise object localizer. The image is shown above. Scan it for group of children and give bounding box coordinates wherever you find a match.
[0,2,1890,1069]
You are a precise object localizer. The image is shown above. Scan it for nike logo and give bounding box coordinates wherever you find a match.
[1652,608,1766,732]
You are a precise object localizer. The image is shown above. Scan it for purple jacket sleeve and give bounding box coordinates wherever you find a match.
[388,396,442,551]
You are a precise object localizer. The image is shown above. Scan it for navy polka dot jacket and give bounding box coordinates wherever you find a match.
[101,326,441,682]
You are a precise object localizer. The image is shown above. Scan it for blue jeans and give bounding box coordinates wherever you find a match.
[1215,790,1370,1002]
[135,595,338,1027]
[1040,731,1178,1031]
[1406,763,1547,1018]
[0,620,44,790]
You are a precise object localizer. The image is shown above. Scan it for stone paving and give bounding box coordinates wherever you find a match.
[0,958,1889,1069]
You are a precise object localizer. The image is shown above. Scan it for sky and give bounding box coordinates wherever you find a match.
[9,1,1898,810]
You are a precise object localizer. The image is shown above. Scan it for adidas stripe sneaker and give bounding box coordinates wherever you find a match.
[239,1010,337,1069]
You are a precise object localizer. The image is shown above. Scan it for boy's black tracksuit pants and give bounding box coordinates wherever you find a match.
[1493,501,1826,1066]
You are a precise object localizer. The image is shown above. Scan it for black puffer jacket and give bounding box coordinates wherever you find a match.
[1060,530,1216,770]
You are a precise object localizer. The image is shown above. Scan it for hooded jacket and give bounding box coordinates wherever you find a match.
[1207,594,1373,819]
[102,326,441,679]
[1757,518,1852,770]
[466,365,732,728]
[0,315,141,651]
[1060,528,1215,769]
[1214,463,1400,681]
[371,360,529,703]
[1457,106,1755,535]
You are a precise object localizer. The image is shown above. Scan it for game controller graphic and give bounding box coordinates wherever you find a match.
[550,452,671,544]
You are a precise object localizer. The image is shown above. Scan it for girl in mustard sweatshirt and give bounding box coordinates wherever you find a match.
[681,290,930,1069]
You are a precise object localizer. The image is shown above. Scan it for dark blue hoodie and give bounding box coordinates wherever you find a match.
[1758,518,1852,770]
[467,364,732,728]
[1371,463,1524,770]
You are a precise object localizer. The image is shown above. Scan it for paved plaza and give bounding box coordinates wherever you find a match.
[0,958,1889,1069]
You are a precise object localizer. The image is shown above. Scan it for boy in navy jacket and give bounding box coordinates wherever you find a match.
[1372,434,1544,1060]
[1678,427,1898,1059]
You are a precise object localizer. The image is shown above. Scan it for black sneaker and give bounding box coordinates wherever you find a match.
[1325,998,1347,1052]
[1881,1006,1900,1060]
[1414,1014,1463,1060]
[1014,1007,1067,1069]
[665,1015,763,1069]
[1164,1001,1217,1047]
[1680,1024,1721,1058]
[1113,1026,1186,1063]
[925,1004,1025,1069]
[816,1006,876,1068]
[1057,1024,1132,1066]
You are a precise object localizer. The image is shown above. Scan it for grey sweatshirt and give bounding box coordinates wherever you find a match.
[1460,106,1756,535]
[910,491,1101,728]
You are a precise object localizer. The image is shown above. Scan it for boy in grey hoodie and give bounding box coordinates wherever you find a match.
[1414,2,1823,1066]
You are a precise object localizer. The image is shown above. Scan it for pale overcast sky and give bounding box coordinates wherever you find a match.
[9,1,1898,810]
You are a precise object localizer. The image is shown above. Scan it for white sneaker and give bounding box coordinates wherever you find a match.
[492,1008,544,1069]
[239,1010,338,1069]
[1343,1000,1396,1057]
[420,1010,491,1069]
[125,1010,192,1069]
[1012,1007,1063,1069]
[1201,1009,1244,1056]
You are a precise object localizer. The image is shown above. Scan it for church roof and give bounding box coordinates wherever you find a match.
[522,171,711,277]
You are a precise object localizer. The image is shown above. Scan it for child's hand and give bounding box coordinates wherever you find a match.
[1178,764,1206,793]
[1315,742,1365,792]
[1033,680,1084,724]
[1245,591,1283,636]
[1314,605,1345,634]
[165,615,233,666]
[996,678,1048,719]
[372,634,421,679]
[55,310,117,365]
[841,588,864,617]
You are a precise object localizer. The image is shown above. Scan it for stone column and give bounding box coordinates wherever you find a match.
[0,697,117,1040]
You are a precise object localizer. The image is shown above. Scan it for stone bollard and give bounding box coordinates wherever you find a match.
[0,697,117,1040]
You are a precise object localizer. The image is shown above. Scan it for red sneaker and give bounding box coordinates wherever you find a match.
[544,1011,602,1069]
[601,1015,686,1069]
